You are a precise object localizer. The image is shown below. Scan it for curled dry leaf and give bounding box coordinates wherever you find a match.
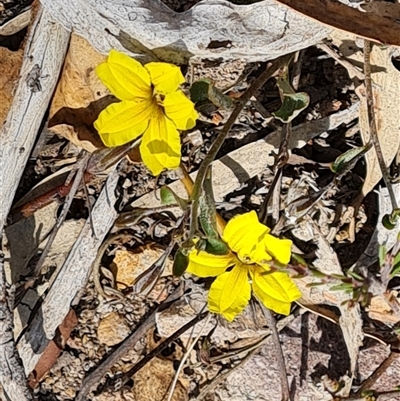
[48,33,108,151]
[111,245,173,299]
[27,309,78,389]
[329,31,400,199]
[0,47,23,126]
[294,219,363,396]
[132,358,189,401]
[97,312,130,346]
[367,292,400,326]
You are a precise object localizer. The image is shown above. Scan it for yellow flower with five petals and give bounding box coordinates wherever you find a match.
[94,50,198,175]
[187,211,301,321]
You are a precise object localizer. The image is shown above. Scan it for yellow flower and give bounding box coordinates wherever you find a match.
[187,211,301,321]
[94,50,198,175]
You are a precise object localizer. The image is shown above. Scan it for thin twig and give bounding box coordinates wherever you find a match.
[76,287,184,401]
[165,314,211,401]
[355,351,399,396]
[364,40,399,211]
[119,311,209,387]
[188,53,294,243]
[317,41,364,80]
[291,49,305,91]
[0,252,33,401]
[33,152,90,277]
[259,123,292,226]
[261,305,291,401]
[194,309,303,401]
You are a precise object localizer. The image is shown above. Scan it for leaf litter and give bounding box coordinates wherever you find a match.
[1,1,400,401]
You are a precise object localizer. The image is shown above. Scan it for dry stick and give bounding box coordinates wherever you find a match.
[259,123,292,226]
[355,351,399,396]
[364,40,399,212]
[76,290,184,401]
[194,308,304,401]
[165,314,212,401]
[188,53,294,242]
[261,305,290,401]
[345,390,400,401]
[291,49,305,91]
[317,41,364,81]
[119,311,209,387]
[33,152,90,277]
[0,252,33,401]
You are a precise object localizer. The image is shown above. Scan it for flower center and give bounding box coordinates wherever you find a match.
[153,92,165,107]
[237,253,253,265]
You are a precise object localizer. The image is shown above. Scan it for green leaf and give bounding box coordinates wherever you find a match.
[190,79,233,109]
[382,208,400,230]
[160,186,188,210]
[391,250,400,277]
[330,283,354,292]
[173,249,189,276]
[347,270,364,281]
[205,237,229,255]
[199,167,219,239]
[379,245,386,267]
[272,77,309,123]
[330,143,372,174]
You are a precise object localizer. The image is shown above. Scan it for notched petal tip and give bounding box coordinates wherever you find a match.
[163,90,199,131]
[97,50,151,101]
[208,265,251,321]
[145,62,185,95]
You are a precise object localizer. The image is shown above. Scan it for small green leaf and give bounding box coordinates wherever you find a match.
[347,270,364,281]
[391,251,400,277]
[205,237,229,255]
[330,283,354,292]
[382,209,400,230]
[173,249,189,276]
[379,245,386,267]
[272,77,309,123]
[199,167,219,239]
[330,143,372,174]
[160,186,188,210]
[190,79,233,109]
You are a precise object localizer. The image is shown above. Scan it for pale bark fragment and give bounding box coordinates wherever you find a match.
[38,0,331,63]
[0,6,70,233]
[0,253,33,401]
[17,170,119,375]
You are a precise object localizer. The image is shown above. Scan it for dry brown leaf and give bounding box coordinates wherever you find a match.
[97,312,130,346]
[367,292,400,325]
[111,246,173,300]
[132,357,189,401]
[48,33,108,151]
[0,47,23,126]
[330,31,400,198]
[27,309,77,389]
[274,0,400,46]
[294,219,363,396]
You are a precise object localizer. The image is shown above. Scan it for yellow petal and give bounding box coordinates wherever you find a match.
[145,62,185,95]
[250,268,301,315]
[97,49,151,100]
[208,264,251,321]
[222,211,271,264]
[94,99,154,147]
[187,250,236,278]
[163,90,198,130]
[263,235,292,265]
[140,109,181,175]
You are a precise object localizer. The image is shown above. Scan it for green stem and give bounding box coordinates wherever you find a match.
[188,53,294,243]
